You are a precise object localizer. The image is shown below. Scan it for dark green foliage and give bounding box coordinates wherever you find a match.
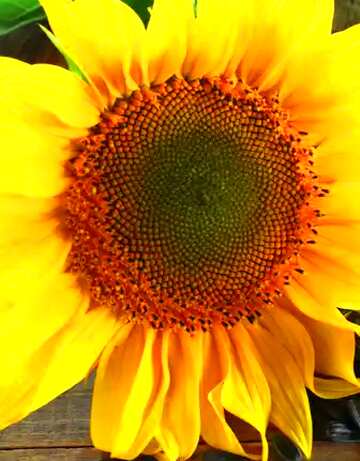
[0,0,45,36]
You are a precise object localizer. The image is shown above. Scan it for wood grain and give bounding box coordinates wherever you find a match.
[0,444,359,461]
[0,379,93,449]
[0,448,102,461]
[311,442,360,461]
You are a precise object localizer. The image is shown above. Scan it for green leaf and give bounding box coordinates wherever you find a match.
[193,0,198,17]
[122,0,153,26]
[40,25,88,81]
[0,0,45,37]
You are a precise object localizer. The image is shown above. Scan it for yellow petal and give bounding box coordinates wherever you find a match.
[314,376,360,398]
[277,299,359,394]
[279,25,360,142]
[302,318,359,391]
[0,57,100,129]
[313,182,360,281]
[0,196,57,247]
[0,273,82,383]
[262,303,359,398]
[157,329,203,460]
[285,276,360,334]
[315,131,360,182]
[200,328,250,458]
[286,186,360,332]
[91,323,133,450]
[224,324,271,461]
[147,0,194,83]
[0,58,99,197]
[319,181,360,221]
[40,0,147,102]
[124,331,170,459]
[92,325,169,460]
[182,0,251,79]
[0,120,69,197]
[0,229,70,301]
[247,320,312,459]
[109,327,157,458]
[30,307,117,409]
[237,0,334,91]
[0,304,117,429]
[297,246,360,310]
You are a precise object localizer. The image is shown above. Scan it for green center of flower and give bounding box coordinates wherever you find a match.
[63,77,318,332]
[135,133,263,274]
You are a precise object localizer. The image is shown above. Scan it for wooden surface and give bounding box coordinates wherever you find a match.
[0,448,102,461]
[0,444,359,461]
[0,1,360,460]
[0,376,359,460]
[0,379,93,449]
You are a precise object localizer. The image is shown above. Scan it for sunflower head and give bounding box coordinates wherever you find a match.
[0,1,359,461]
[63,75,322,334]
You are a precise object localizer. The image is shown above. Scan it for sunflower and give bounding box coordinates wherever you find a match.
[0,0,359,459]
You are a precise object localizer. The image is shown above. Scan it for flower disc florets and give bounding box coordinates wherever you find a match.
[62,77,323,332]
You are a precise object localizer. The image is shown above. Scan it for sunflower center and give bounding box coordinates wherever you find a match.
[63,77,320,332]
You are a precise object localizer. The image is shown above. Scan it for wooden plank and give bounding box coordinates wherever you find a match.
[312,442,360,461]
[0,447,102,461]
[0,443,358,461]
[244,442,360,461]
[0,378,93,449]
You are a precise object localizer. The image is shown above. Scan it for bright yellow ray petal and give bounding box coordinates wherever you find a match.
[247,321,312,459]
[314,376,360,398]
[313,23,360,100]
[224,324,271,461]
[122,332,170,459]
[0,120,69,197]
[92,325,169,460]
[0,304,117,429]
[200,328,251,458]
[314,181,360,273]
[110,327,157,458]
[236,0,333,91]
[29,307,117,410]
[319,222,360,256]
[40,0,147,102]
[91,322,134,451]
[91,324,148,457]
[0,57,100,128]
[182,0,250,79]
[286,184,360,328]
[157,329,202,460]
[262,303,360,398]
[311,234,360,293]
[0,196,57,246]
[297,246,360,311]
[315,131,360,182]
[0,272,81,383]
[147,0,194,83]
[0,233,70,302]
[300,315,359,389]
[279,25,360,142]
[0,59,100,197]
[285,276,360,334]
[319,181,360,221]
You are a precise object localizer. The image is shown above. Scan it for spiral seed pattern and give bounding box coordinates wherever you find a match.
[63,77,323,332]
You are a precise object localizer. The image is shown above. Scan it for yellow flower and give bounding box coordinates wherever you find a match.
[0,0,359,459]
